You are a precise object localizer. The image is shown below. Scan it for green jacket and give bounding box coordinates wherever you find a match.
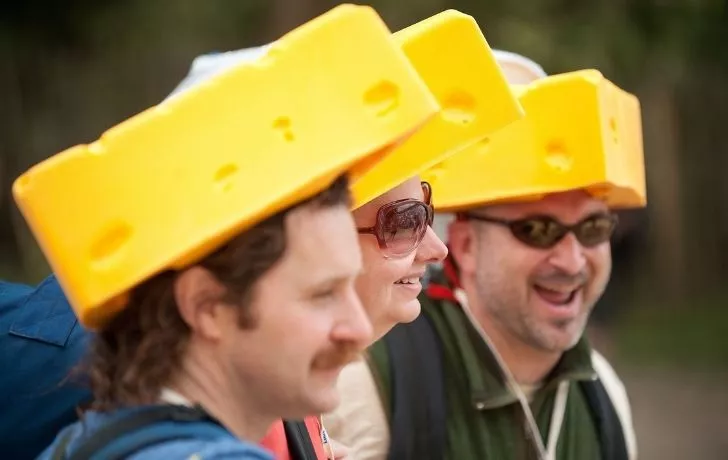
[367,269,613,460]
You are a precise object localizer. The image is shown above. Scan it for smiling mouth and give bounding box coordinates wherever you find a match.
[533,285,580,305]
[395,277,420,285]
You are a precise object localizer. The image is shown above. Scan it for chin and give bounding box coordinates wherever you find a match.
[541,331,583,353]
[371,299,423,342]
[307,386,341,415]
[278,386,341,419]
[397,297,422,324]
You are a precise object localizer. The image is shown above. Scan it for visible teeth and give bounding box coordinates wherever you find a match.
[534,285,578,306]
[537,285,578,294]
[395,277,418,285]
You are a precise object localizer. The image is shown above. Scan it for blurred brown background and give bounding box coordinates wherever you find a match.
[1,1,727,458]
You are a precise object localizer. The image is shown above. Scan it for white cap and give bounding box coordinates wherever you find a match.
[431,50,546,241]
[492,49,547,84]
[166,46,546,102]
[165,45,271,101]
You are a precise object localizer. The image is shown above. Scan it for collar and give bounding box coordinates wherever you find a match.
[159,388,194,407]
[427,256,597,409]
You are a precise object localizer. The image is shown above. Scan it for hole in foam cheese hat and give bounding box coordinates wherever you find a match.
[347,10,526,209]
[162,11,529,212]
[11,4,442,330]
[422,52,647,212]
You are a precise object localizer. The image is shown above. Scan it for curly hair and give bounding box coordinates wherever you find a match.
[85,174,350,411]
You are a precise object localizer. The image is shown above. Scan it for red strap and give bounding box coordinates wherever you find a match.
[260,420,291,460]
[425,254,461,304]
[305,416,328,460]
[442,254,461,290]
[259,416,327,460]
[426,283,457,303]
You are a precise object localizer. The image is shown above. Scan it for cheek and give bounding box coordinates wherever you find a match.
[255,287,330,340]
[260,307,332,366]
[357,252,413,311]
[479,245,530,281]
[359,237,414,284]
[381,253,417,285]
[588,246,612,281]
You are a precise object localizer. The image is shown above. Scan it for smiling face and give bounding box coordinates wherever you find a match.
[352,176,448,340]
[452,190,612,353]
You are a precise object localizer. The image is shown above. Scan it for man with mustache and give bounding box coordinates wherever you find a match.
[325,52,643,460]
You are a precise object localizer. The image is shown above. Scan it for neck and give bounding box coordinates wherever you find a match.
[460,281,562,385]
[168,343,274,442]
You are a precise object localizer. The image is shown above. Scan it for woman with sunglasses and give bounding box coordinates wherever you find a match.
[351,179,446,340]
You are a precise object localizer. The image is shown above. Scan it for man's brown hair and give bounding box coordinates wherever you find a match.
[86,174,350,410]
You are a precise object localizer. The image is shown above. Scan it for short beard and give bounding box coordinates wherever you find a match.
[472,258,597,354]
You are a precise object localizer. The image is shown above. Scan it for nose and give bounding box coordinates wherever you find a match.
[331,285,374,347]
[415,226,448,263]
[547,232,587,275]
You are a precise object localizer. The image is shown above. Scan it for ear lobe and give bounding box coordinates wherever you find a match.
[174,266,227,340]
[447,221,478,276]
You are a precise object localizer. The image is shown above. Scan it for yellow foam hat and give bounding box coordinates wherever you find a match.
[349,9,524,209]
[12,4,440,329]
[423,69,646,212]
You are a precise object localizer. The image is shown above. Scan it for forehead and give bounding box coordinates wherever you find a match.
[482,190,608,222]
[353,176,424,222]
[266,204,362,288]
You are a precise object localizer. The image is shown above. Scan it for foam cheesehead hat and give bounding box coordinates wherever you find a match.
[12,4,441,330]
[348,10,525,209]
[423,57,646,211]
[162,10,526,211]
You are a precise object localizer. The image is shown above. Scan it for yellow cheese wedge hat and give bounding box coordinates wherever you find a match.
[348,10,525,209]
[423,68,646,211]
[156,10,526,211]
[12,4,440,330]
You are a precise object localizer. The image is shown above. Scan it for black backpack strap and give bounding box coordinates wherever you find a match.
[283,419,319,460]
[383,312,447,460]
[56,405,225,460]
[580,379,629,460]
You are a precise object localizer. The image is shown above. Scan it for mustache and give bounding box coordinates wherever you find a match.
[531,270,589,288]
[311,343,363,371]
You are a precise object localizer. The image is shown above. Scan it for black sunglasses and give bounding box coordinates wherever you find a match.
[463,212,619,249]
[357,182,434,258]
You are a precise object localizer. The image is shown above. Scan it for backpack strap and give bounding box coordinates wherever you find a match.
[383,312,447,460]
[56,405,230,460]
[283,419,320,460]
[579,379,629,460]
[51,427,77,460]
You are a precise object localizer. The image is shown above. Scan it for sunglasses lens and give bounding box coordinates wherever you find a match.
[576,215,617,247]
[510,214,617,249]
[379,201,429,257]
[511,218,565,249]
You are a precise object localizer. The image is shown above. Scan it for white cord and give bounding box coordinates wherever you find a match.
[319,415,336,459]
[546,380,570,459]
[455,288,568,460]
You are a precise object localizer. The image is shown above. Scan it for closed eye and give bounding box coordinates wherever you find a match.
[311,288,336,301]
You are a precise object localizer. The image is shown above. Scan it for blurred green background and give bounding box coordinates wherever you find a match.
[1,0,727,457]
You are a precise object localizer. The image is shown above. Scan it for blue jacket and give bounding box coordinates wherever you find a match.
[0,275,92,459]
[37,406,274,460]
